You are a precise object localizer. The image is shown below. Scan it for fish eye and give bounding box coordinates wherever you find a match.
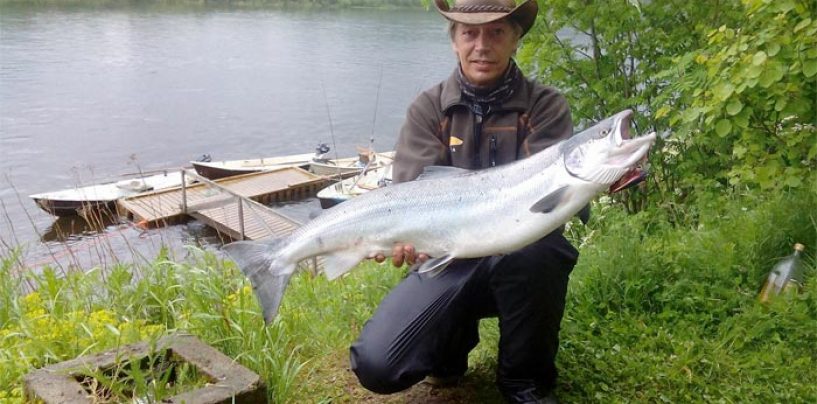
[601,130,609,135]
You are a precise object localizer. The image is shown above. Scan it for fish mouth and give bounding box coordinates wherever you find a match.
[613,110,633,146]
[609,165,648,193]
[606,110,652,193]
[608,132,656,193]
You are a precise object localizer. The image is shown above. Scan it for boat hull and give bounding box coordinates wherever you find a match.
[32,198,116,218]
[191,162,260,180]
[30,171,187,217]
[191,153,315,180]
[316,165,392,209]
[309,151,395,178]
[308,163,366,178]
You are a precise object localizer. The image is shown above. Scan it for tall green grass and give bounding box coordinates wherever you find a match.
[1,188,815,402]
[555,190,817,402]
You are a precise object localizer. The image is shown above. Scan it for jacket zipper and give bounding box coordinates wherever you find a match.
[489,135,497,167]
[473,106,483,168]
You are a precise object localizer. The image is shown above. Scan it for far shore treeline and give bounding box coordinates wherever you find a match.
[0,0,423,8]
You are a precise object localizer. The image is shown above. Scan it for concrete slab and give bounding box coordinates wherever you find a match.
[24,334,267,404]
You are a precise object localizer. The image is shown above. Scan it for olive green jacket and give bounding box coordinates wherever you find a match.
[393,68,573,183]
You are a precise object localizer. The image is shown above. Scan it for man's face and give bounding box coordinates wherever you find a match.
[452,19,519,87]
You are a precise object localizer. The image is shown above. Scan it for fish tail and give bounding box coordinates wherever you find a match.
[222,239,295,324]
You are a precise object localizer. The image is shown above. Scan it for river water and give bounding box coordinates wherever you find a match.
[0,4,455,271]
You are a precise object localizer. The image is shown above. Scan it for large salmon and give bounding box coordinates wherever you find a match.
[224,109,655,323]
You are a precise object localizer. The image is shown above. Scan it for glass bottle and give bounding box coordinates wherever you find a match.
[758,243,805,302]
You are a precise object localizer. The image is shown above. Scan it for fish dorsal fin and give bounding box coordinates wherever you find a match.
[322,250,365,280]
[416,166,471,181]
[414,254,455,278]
[529,186,569,213]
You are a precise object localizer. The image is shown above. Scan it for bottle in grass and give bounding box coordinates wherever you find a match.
[758,243,806,303]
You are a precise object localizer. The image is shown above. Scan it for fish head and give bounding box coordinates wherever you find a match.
[561,110,656,191]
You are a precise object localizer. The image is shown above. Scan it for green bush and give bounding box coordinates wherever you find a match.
[519,0,743,213]
[655,0,817,193]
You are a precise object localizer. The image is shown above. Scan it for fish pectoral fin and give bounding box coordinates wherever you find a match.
[322,250,365,280]
[529,186,569,213]
[415,254,455,278]
[416,166,472,181]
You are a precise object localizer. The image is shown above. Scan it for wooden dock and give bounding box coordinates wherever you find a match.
[190,200,301,241]
[117,167,328,231]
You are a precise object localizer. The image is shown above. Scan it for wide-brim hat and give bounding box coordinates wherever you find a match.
[434,0,539,37]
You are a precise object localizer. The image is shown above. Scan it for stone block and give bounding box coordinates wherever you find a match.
[24,334,267,403]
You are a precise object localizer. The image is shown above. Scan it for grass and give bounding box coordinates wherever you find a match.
[75,349,210,402]
[1,188,816,402]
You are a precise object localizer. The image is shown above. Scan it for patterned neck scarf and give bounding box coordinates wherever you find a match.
[457,60,520,114]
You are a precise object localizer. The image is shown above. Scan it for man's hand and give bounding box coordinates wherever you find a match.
[369,244,429,268]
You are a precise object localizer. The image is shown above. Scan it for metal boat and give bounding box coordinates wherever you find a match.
[316,164,393,209]
[190,152,316,180]
[30,171,188,217]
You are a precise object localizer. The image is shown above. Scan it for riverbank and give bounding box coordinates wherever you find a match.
[2,188,815,402]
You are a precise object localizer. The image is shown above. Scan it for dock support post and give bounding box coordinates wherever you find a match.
[238,199,245,241]
[180,170,188,214]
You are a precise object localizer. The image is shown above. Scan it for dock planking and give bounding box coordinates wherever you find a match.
[117,167,328,227]
[190,202,301,241]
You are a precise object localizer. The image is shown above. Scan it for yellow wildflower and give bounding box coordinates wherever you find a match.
[21,292,43,314]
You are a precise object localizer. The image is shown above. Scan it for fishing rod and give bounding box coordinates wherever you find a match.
[349,64,385,192]
[320,80,342,180]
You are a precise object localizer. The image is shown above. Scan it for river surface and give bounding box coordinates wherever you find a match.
[0,4,455,271]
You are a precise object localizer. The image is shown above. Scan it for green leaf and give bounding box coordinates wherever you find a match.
[655,105,671,119]
[756,165,778,189]
[715,119,732,137]
[682,108,702,123]
[766,42,781,57]
[803,60,817,78]
[752,51,767,66]
[759,64,784,88]
[774,98,787,112]
[775,0,795,12]
[713,83,735,101]
[726,99,743,116]
[733,144,747,158]
[746,64,763,78]
[794,18,812,33]
[784,176,802,188]
[105,324,121,337]
[783,99,810,115]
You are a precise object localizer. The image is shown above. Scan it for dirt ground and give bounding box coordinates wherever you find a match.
[301,349,506,403]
